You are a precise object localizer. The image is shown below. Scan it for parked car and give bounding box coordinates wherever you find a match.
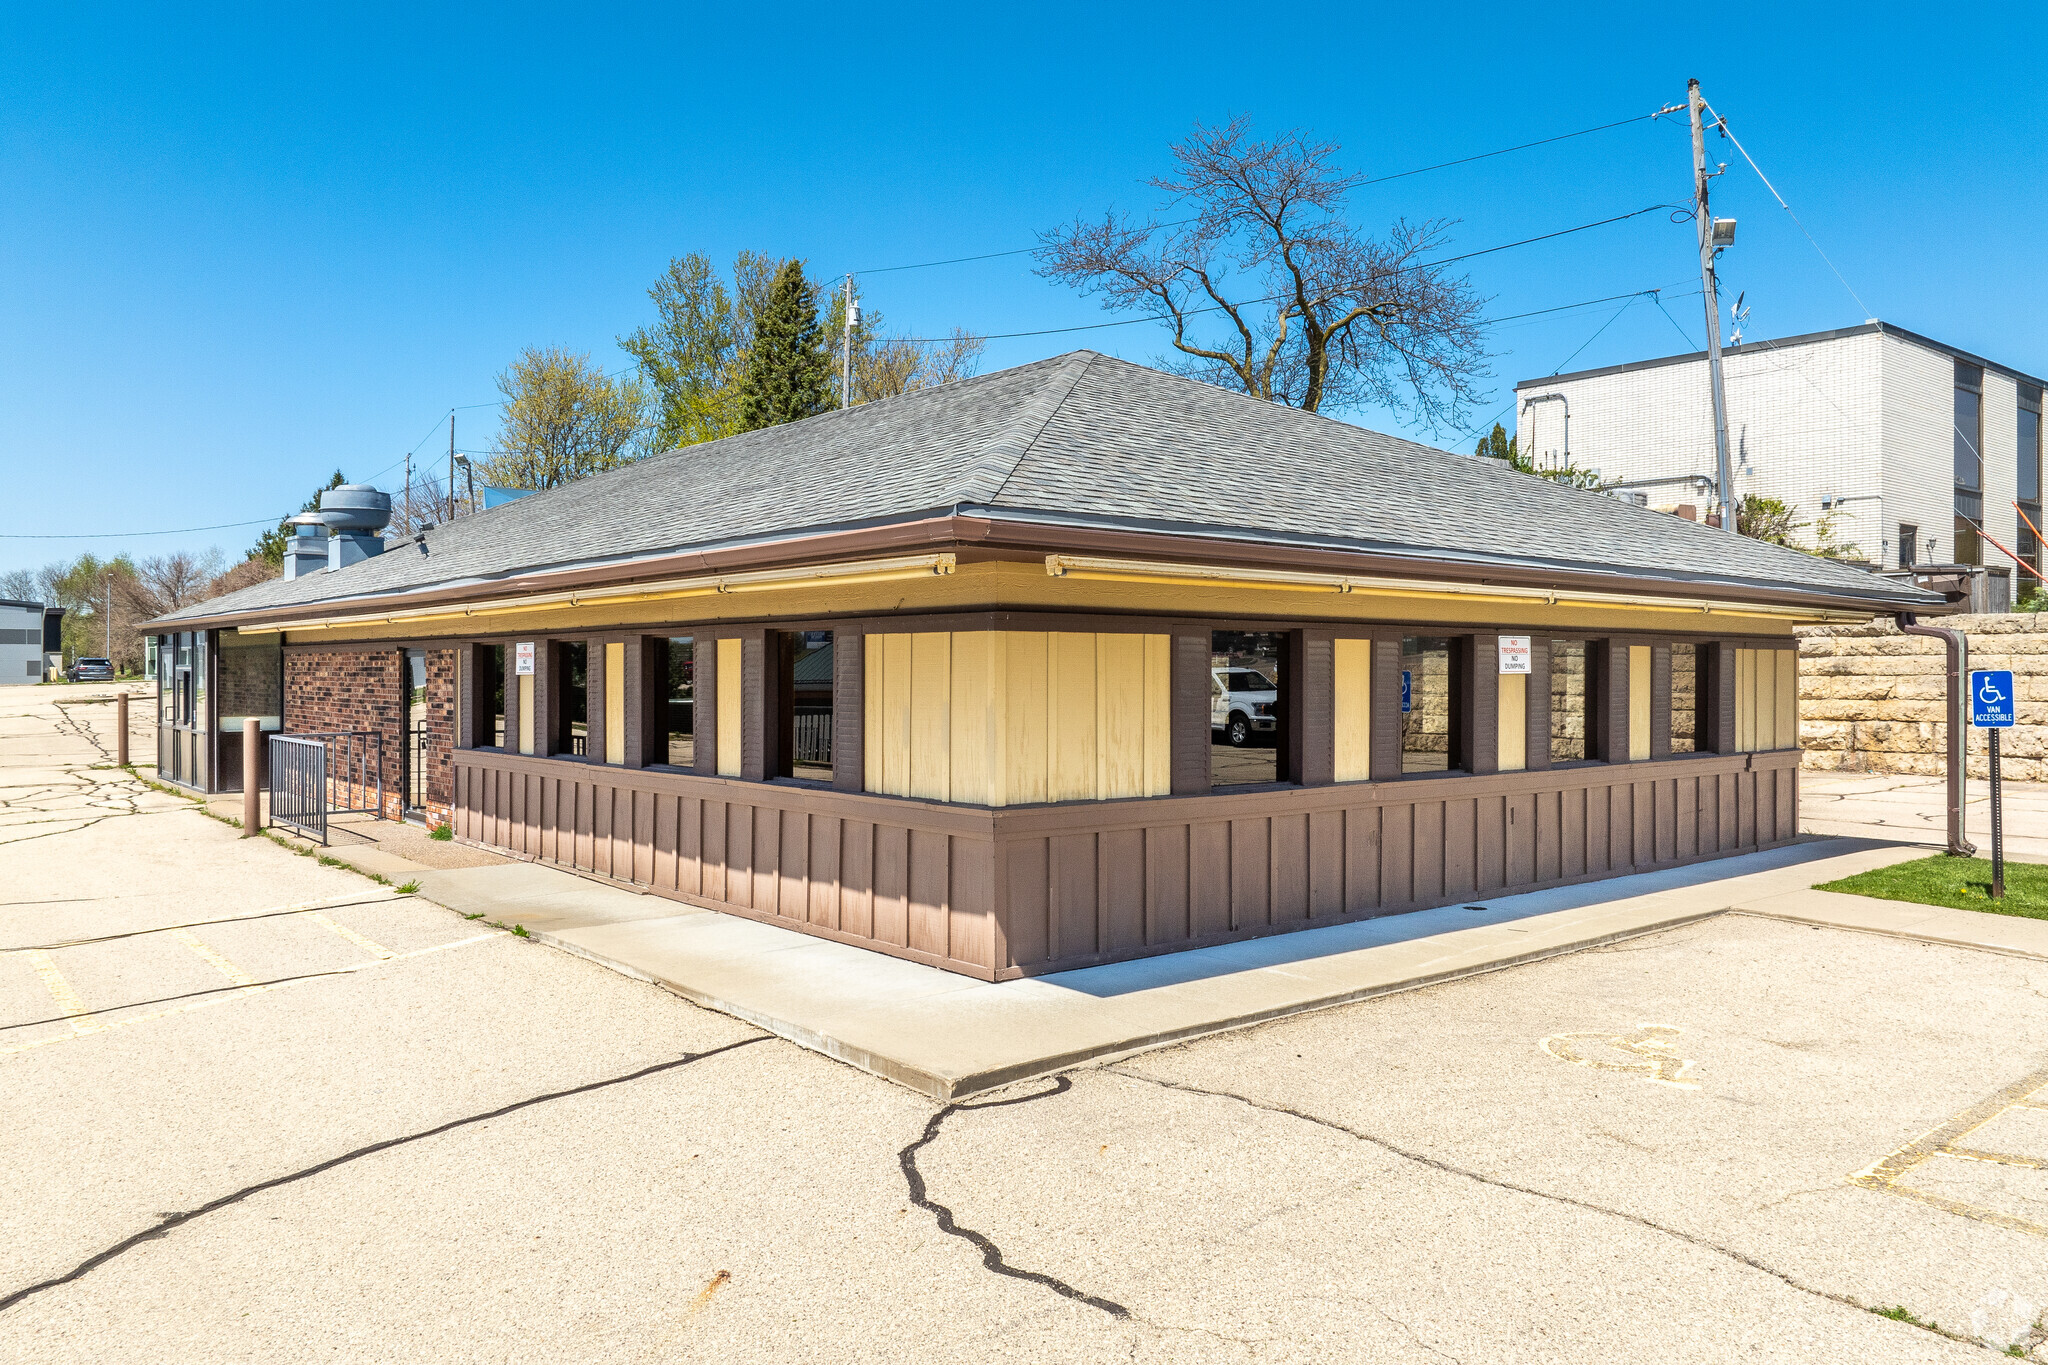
[68,657,115,682]
[1210,667,1277,746]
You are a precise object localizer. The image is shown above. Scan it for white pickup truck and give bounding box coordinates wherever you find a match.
[1211,667,1277,746]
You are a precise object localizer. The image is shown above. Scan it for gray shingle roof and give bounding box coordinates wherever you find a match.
[161,350,1933,624]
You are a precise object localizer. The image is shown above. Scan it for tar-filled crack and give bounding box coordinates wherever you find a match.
[899,1076,1131,1319]
[1109,1066,2005,1355]
[0,1035,770,1315]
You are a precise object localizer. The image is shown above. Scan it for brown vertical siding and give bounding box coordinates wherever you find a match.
[833,628,865,793]
[1170,631,1211,795]
[451,746,1798,982]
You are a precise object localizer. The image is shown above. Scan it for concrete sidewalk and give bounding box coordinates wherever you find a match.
[372,837,1978,1101]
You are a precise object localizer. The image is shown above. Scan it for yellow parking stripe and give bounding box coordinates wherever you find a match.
[26,951,103,1035]
[305,912,394,960]
[0,931,505,1058]
[168,930,258,987]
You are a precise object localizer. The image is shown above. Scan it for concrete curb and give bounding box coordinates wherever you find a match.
[535,907,1730,1101]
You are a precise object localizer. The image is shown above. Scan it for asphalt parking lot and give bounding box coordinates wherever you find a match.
[4,686,2046,1361]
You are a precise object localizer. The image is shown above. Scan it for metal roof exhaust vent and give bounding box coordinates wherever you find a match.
[317,484,393,574]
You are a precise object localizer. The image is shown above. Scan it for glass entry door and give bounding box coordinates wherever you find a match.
[403,649,428,816]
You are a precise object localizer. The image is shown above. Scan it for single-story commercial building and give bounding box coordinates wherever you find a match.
[152,352,1944,978]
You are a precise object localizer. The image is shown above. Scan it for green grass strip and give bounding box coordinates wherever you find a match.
[1818,855,2048,920]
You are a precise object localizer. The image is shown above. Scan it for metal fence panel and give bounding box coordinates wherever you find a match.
[265,730,383,845]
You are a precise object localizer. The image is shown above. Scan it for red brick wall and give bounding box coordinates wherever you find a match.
[284,647,455,825]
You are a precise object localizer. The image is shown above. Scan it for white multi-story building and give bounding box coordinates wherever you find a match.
[1513,322,2044,597]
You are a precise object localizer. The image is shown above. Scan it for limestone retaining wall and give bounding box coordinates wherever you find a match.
[1797,614,2048,781]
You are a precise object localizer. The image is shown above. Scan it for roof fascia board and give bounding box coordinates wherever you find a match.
[155,498,1941,634]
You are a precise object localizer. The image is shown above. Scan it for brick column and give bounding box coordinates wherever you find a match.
[1170,629,1212,795]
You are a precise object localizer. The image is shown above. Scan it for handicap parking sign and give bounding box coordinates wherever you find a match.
[1972,670,2015,728]
[1401,670,1412,713]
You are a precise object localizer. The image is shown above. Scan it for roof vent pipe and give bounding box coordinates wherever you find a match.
[1897,613,1975,856]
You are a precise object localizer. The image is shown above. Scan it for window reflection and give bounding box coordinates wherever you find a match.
[1211,630,1283,785]
[1400,636,1453,772]
[666,637,694,767]
[1670,643,1698,754]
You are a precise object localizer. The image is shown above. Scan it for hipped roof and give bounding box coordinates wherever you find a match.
[157,350,1939,627]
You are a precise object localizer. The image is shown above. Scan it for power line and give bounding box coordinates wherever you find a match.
[886,203,1679,342]
[1702,101,1873,319]
[848,109,1669,277]
[0,517,283,541]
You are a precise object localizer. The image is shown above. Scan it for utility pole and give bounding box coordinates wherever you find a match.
[447,413,457,524]
[403,451,412,531]
[1689,78,1738,535]
[841,274,855,411]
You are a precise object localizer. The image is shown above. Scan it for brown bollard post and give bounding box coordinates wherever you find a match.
[116,690,129,767]
[242,717,261,836]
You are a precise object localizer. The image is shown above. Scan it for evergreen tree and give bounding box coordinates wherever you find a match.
[1474,423,1517,462]
[252,470,346,566]
[735,261,832,431]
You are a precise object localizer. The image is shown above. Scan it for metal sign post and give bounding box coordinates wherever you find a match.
[1971,669,2016,898]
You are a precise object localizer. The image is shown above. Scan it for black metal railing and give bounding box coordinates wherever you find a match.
[267,730,383,845]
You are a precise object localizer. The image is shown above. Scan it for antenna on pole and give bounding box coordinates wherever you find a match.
[1689,78,1739,535]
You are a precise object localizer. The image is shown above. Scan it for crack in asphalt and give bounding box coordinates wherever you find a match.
[1107,1065,2005,1356]
[0,1035,771,1316]
[899,1076,1132,1319]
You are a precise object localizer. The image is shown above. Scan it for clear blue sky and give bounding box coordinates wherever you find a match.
[4,2,2043,574]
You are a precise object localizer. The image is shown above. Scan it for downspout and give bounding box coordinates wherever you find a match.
[1897,613,1975,856]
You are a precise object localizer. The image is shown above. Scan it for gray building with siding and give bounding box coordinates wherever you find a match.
[0,600,63,685]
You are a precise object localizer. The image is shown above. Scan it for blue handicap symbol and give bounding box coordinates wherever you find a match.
[1401,671,1412,713]
[1972,670,2016,728]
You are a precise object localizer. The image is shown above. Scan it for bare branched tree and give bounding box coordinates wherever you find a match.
[1036,116,1489,428]
[854,328,987,403]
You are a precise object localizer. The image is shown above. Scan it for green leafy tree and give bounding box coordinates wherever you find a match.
[481,347,649,491]
[1736,494,1801,547]
[620,251,783,450]
[1475,422,1608,490]
[252,470,346,566]
[735,261,832,431]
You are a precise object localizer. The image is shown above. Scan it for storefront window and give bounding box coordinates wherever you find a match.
[1550,639,1591,763]
[557,642,587,756]
[776,631,833,781]
[216,630,281,733]
[665,637,694,766]
[484,644,505,747]
[1400,636,1456,773]
[1211,630,1285,785]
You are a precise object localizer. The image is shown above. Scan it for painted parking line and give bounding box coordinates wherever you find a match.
[25,950,103,1036]
[168,929,259,988]
[0,931,507,1060]
[1852,1062,2048,1236]
[305,912,394,961]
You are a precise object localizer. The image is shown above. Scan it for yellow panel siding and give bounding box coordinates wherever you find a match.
[909,633,953,800]
[947,631,994,806]
[1142,633,1172,797]
[1048,633,1099,802]
[998,631,1050,806]
[1497,670,1527,772]
[879,632,913,795]
[1096,633,1148,799]
[1734,649,1756,753]
[1775,649,1799,749]
[864,635,884,792]
[861,629,1168,805]
[603,641,625,764]
[1333,639,1373,781]
[1753,649,1777,753]
[517,670,535,756]
[1628,645,1651,761]
[716,638,743,776]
